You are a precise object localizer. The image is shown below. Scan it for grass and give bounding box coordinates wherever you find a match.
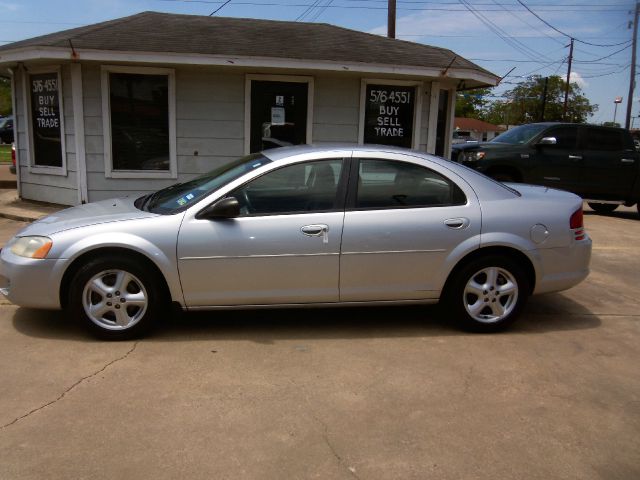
[0,144,10,164]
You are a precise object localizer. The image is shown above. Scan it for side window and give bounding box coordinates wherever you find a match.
[232,159,343,216]
[355,159,466,209]
[544,127,578,148]
[585,128,624,151]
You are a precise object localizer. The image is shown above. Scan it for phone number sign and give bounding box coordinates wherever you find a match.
[364,84,416,148]
[30,72,63,167]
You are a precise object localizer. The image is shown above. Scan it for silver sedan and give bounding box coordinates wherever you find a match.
[0,145,591,339]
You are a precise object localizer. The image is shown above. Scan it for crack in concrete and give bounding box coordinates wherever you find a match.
[312,411,362,480]
[0,341,139,430]
[290,378,361,480]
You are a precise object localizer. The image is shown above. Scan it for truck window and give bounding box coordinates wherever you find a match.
[585,128,624,151]
[544,127,578,148]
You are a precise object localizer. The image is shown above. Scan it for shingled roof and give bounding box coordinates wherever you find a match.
[0,11,497,85]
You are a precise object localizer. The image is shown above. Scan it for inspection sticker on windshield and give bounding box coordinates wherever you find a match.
[176,198,187,206]
[185,193,195,200]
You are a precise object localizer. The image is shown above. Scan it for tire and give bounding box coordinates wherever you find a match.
[588,202,618,214]
[68,256,166,340]
[443,255,530,332]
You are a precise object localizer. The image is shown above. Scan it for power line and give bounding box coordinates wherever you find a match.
[516,0,634,47]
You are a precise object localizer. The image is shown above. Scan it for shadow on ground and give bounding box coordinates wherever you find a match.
[11,292,601,342]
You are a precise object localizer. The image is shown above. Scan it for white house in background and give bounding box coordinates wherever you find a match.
[453,117,505,143]
[0,11,499,205]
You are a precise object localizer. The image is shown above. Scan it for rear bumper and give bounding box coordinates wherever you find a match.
[532,237,592,295]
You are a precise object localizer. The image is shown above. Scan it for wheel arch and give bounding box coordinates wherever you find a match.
[59,247,172,309]
[442,246,536,299]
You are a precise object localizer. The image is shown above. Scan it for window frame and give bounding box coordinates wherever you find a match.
[358,78,423,150]
[227,157,350,217]
[346,158,467,211]
[23,66,67,176]
[101,65,177,179]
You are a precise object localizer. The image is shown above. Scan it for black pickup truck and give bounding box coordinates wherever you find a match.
[452,122,640,217]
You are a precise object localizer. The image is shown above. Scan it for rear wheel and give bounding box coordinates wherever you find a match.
[68,256,166,340]
[444,255,529,332]
[588,202,618,214]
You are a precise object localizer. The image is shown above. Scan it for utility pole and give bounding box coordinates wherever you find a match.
[563,37,574,120]
[388,0,396,38]
[540,76,549,121]
[625,1,639,130]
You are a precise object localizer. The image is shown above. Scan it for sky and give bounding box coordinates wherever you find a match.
[0,0,635,125]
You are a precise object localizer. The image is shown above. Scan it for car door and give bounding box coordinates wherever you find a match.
[580,127,638,198]
[177,158,347,307]
[528,125,582,193]
[340,154,481,302]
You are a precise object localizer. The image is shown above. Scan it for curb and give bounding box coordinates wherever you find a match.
[0,211,39,222]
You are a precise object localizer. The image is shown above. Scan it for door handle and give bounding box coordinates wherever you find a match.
[621,158,635,164]
[301,224,329,243]
[568,155,582,161]
[444,218,470,229]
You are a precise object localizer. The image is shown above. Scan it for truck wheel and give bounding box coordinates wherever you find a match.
[443,255,529,332]
[587,202,618,214]
[68,256,166,340]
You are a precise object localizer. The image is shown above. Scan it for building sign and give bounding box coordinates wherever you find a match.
[30,72,63,168]
[363,84,416,148]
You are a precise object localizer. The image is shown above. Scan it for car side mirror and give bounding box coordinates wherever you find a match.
[196,197,240,220]
[538,136,557,146]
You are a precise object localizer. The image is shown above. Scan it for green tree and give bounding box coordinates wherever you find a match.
[485,75,597,125]
[455,88,493,119]
[0,77,11,116]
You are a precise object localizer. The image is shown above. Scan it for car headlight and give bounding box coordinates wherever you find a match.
[9,236,53,259]
[463,151,486,161]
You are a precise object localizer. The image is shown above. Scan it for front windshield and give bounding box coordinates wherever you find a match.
[142,153,272,214]
[491,124,549,145]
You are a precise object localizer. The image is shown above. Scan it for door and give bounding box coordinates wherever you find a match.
[177,158,346,307]
[528,125,582,193]
[580,127,638,198]
[250,80,309,153]
[340,156,481,302]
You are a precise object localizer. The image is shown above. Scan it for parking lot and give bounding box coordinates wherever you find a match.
[0,206,639,479]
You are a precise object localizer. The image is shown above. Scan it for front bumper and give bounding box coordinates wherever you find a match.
[0,247,62,309]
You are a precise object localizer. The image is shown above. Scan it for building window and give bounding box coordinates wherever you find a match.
[26,68,66,173]
[359,80,421,149]
[102,66,176,179]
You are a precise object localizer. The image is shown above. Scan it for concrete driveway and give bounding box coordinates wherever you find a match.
[0,208,639,479]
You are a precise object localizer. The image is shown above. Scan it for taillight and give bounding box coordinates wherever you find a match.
[570,208,585,240]
[11,143,15,167]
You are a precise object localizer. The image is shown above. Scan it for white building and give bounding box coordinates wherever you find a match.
[0,11,498,205]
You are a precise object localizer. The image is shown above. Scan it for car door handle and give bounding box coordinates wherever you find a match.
[301,224,329,243]
[621,158,635,164]
[568,155,582,161]
[444,218,470,229]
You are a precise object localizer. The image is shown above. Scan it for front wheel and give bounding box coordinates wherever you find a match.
[588,202,618,214]
[68,256,166,340]
[443,256,529,332]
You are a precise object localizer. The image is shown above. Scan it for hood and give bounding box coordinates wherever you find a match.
[452,141,511,152]
[16,196,156,237]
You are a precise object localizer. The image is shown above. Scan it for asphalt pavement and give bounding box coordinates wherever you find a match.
[0,207,639,479]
